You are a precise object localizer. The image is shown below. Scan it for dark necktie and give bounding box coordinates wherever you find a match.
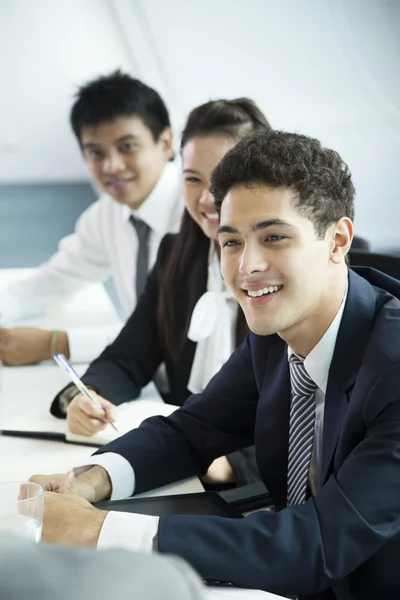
[130,215,151,300]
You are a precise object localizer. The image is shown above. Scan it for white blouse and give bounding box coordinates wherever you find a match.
[187,241,238,394]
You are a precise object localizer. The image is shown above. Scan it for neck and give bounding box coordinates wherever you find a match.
[280,267,348,358]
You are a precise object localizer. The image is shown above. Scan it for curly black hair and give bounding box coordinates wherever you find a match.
[211,130,355,238]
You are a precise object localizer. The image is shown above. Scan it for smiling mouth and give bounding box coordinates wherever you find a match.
[202,212,219,223]
[244,285,283,298]
[106,179,134,188]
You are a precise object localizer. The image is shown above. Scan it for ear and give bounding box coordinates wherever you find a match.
[330,217,354,264]
[158,127,174,159]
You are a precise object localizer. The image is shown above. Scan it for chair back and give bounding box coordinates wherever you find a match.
[349,250,400,280]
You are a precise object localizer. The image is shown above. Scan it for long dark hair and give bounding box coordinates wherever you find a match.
[158,98,271,361]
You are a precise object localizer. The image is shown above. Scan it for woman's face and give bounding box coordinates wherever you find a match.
[182,134,236,240]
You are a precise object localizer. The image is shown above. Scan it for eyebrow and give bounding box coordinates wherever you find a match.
[82,134,140,150]
[217,219,295,236]
[182,168,202,175]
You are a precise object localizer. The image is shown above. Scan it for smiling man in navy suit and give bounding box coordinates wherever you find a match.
[31,131,400,600]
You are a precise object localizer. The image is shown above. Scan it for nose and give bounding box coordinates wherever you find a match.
[239,241,269,276]
[199,187,214,208]
[100,151,126,175]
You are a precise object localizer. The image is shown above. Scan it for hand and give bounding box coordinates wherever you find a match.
[201,456,236,485]
[42,491,107,546]
[0,327,69,365]
[29,465,112,502]
[67,392,117,436]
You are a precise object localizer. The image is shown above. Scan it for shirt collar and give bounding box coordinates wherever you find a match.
[121,160,183,235]
[288,282,348,394]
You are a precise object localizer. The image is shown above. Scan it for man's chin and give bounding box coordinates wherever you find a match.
[108,194,141,209]
[245,318,278,337]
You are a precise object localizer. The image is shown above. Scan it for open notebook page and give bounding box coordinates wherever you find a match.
[1,399,178,446]
[66,399,178,445]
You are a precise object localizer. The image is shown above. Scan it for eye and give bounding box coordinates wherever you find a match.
[119,142,136,153]
[87,149,103,160]
[266,235,286,242]
[184,176,202,184]
[221,239,240,248]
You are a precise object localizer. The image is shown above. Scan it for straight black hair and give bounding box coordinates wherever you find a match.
[70,70,171,145]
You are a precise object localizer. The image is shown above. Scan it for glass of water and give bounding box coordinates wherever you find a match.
[0,482,43,542]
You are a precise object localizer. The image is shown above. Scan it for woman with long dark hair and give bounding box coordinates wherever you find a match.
[51,98,271,485]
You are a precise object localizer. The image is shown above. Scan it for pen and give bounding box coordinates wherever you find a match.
[53,353,119,433]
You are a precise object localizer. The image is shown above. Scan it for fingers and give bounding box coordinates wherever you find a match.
[59,469,99,502]
[67,394,117,436]
[100,398,117,422]
[68,410,107,436]
[28,473,64,492]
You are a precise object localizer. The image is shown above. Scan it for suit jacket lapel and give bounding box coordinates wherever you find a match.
[255,337,291,508]
[322,270,377,482]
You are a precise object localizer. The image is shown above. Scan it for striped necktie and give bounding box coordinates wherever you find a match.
[287,354,317,506]
[130,215,151,300]
[285,355,317,599]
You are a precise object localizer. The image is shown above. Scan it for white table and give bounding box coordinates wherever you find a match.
[0,363,203,496]
[0,268,203,496]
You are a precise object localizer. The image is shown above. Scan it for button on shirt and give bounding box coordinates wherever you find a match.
[0,162,183,362]
[76,287,349,554]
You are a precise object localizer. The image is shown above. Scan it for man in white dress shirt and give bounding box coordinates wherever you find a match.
[0,71,183,365]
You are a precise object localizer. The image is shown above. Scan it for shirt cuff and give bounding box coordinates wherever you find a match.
[73,452,135,500]
[98,511,159,553]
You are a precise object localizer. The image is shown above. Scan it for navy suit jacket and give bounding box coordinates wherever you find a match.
[97,268,400,600]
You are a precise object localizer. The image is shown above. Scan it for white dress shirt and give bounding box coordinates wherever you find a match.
[0,162,183,362]
[81,287,349,554]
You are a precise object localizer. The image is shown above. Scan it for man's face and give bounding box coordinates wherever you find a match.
[80,116,172,209]
[218,184,347,351]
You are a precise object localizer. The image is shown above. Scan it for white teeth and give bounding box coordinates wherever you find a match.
[247,286,280,298]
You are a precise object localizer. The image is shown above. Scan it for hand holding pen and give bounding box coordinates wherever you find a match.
[53,354,119,435]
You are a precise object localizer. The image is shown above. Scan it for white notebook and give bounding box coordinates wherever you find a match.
[0,399,178,447]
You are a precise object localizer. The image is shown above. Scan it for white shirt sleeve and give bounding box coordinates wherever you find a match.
[66,322,123,363]
[74,452,159,553]
[73,452,136,501]
[98,511,159,553]
[0,198,112,324]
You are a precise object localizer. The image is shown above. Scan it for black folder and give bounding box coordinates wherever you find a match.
[94,491,243,518]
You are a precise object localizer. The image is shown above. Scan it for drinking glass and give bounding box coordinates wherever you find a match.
[0,481,43,542]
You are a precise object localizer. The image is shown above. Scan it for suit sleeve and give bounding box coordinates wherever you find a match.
[0,533,204,600]
[93,336,259,493]
[50,235,175,417]
[227,446,261,486]
[157,366,400,597]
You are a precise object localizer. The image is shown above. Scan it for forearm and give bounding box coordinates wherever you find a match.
[81,357,142,405]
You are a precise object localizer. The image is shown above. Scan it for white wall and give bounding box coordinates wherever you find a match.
[0,0,133,182]
[114,0,400,250]
[0,0,399,250]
